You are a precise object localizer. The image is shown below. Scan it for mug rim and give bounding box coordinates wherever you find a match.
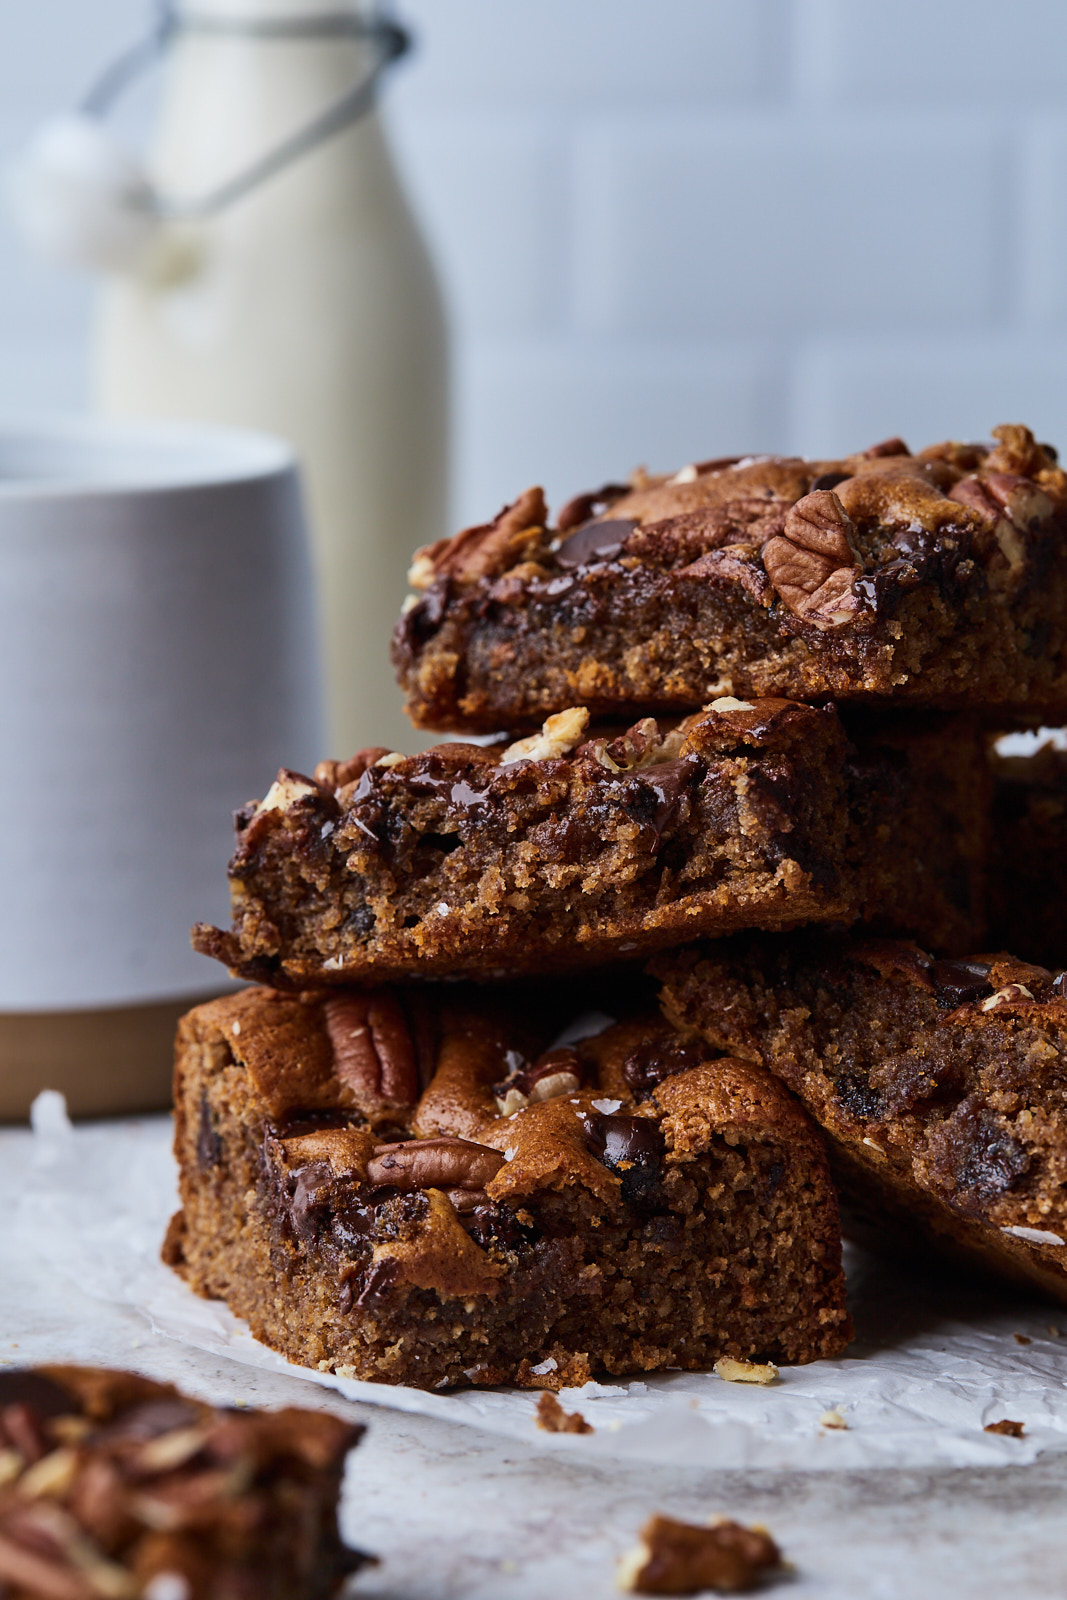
[0,415,296,500]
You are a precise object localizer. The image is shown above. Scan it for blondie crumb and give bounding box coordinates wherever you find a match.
[535,1393,593,1434]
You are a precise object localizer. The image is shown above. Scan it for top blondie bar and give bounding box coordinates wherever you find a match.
[394,424,1067,732]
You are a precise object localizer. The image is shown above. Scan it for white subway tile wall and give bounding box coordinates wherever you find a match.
[2,0,1066,524]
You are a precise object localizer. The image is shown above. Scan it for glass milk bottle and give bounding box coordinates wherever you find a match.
[94,0,448,755]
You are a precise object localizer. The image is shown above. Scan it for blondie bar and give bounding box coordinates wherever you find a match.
[656,937,1067,1300]
[165,984,852,1390]
[393,425,1067,731]
[0,1365,366,1599]
[192,699,988,989]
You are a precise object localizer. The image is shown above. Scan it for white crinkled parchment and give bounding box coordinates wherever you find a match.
[17,1097,1067,1472]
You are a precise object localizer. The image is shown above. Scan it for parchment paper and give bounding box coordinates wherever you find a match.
[20,1093,1067,1472]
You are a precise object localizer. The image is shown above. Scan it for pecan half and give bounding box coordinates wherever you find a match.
[761,489,863,629]
[367,1136,505,1191]
[324,993,418,1121]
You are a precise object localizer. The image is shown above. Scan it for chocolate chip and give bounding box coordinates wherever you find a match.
[556,518,637,569]
[929,958,994,1009]
[354,1258,400,1308]
[811,472,849,492]
[462,1202,538,1253]
[618,754,703,845]
[582,1111,666,1211]
[622,1036,708,1097]
[197,1095,223,1171]
[556,484,629,533]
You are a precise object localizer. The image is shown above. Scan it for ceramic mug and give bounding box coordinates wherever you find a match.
[0,419,324,1116]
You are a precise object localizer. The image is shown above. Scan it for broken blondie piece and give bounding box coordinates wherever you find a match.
[0,1365,367,1599]
[656,936,1067,1301]
[165,984,852,1390]
[393,425,1067,731]
[191,698,988,989]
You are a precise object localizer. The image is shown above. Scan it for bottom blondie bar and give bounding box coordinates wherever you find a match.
[166,985,852,1390]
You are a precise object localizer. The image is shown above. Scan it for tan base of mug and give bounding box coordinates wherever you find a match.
[0,995,220,1122]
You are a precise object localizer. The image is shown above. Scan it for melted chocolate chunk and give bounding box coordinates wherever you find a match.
[582,1111,666,1211]
[622,1036,708,1097]
[811,472,849,493]
[0,1371,77,1418]
[929,958,994,1009]
[462,1202,539,1253]
[931,1096,1030,1201]
[286,1162,335,1242]
[353,1258,400,1309]
[617,754,703,845]
[556,484,629,533]
[556,518,637,569]
[197,1096,223,1171]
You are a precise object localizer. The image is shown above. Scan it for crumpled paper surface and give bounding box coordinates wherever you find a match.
[18,1094,1067,1472]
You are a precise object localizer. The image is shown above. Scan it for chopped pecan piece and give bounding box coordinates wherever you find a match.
[761,490,863,629]
[984,1418,1025,1437]
[324,993,418,1122]
[410,487,548,588]
[619,1515,783,1595]
[366,1136,505,1191]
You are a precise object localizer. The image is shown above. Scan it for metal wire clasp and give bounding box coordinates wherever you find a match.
[80,2,411,219]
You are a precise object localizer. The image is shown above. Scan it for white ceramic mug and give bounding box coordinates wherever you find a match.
[0,419,323,1112]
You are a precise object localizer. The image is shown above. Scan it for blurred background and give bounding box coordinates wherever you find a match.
[4,0,1067,526]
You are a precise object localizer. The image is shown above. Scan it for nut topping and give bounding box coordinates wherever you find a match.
[409,486,548,589]
[324,994,418,1121]
[501,707,589,766]
[761,490,863,630]
[367,1136,505,1191]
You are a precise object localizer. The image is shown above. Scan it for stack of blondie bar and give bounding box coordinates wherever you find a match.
[170,422,1067,1390]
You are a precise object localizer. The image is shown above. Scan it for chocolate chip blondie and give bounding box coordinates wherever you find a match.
[656,937,1067,1300]
[0,1366,367,1599]
[165,984,852,1390]
[192,698,988,990]
[393,424,1067,731]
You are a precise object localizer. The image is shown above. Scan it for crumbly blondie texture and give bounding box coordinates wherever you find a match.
[990,737,1067,970]
[165,985,852,1390]
[393,424,1067,731]
[0,1365,367,1600]
[656,937,1067,1300]
[191,698,988,989]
